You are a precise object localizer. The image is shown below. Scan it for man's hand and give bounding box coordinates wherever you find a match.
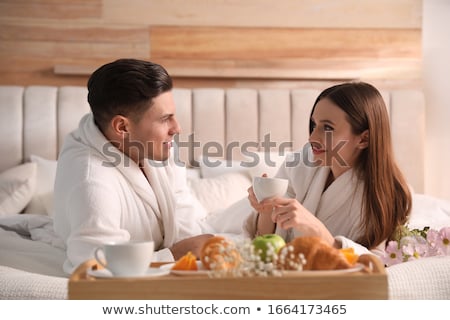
[170,234,214,260]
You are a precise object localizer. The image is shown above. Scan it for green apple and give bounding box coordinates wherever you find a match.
[252,234,286,263]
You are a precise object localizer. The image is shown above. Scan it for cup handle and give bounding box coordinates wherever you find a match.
[94,247,107,269]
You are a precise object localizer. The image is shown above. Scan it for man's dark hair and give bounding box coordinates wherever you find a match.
[87,58,173,132]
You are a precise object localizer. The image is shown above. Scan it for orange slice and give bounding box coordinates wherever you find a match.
[339,247,359,265]
[171,251,198,271]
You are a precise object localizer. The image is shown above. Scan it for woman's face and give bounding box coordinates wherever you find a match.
[309,98,367,178]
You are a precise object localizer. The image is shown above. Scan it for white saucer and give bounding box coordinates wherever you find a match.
[160,261,209,276]
[87,267,170,279]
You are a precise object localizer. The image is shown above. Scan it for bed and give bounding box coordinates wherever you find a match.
[1,85,449,300]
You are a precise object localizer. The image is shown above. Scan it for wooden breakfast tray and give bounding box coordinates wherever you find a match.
[68,254,387,300]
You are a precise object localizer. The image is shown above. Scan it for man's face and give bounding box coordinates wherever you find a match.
[125,91,180,163]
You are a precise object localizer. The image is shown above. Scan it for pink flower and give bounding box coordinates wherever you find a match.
[384,225,450,267]
[382,240,403,266]
[400,236,429,261]
[426,229,441,256]
[436,227,450,255]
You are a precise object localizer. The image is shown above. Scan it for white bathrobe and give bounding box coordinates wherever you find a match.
[245,147,381,256]
[53,113,207,274]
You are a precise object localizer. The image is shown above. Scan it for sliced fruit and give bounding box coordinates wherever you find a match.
[339,247,359,265]
[171,251,198,270]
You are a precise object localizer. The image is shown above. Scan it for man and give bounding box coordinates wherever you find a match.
[53,59,211,274]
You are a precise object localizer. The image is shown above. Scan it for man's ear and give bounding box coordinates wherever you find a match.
[110,115,130,137]
[358,130,369,149]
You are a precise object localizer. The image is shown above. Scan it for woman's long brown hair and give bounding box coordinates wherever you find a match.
[309,82,412,248]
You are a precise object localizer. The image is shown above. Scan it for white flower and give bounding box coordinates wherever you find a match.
[208,239,305,278]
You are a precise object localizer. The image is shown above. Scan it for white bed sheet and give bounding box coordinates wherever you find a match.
[0,228,67,278]
[0,214,68,300]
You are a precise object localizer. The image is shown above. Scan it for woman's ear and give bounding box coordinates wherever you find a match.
[358,130,369,149]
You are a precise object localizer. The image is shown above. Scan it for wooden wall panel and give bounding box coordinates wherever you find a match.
[0,21,150,84]
[150,27,421,60]
[0,23,149,43]
[0,40,149,59]
[153,58,422,81]
[0,0,423,87]
[103,0,422,29]
[0,0,101,19]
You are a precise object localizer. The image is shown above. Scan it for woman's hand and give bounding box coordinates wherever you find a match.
[262,197,335,246]
[247,174,278,235]
[247,185,273,215]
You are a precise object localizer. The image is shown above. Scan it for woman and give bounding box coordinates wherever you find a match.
[246,82,412,254]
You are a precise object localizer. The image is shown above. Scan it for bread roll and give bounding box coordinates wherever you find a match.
[200,236,241,271]
[277,236,353,271]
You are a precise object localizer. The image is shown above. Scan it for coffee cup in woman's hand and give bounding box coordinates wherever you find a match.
[252,176,288,202]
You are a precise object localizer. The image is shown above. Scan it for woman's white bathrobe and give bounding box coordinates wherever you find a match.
[53,113,207,274]
[245,148,383,256]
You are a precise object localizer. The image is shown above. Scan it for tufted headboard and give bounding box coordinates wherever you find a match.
[0,85,425,193]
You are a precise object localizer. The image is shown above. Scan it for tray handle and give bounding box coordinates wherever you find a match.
[358,254,386,274]
[70,259,102,281]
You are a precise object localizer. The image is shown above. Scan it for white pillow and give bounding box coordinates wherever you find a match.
[408,193,450,230]
[25,155,57,216]
[0,163,37,216]
[198,152,288,179]
[201,197,253,236]
[242,151,288,178]
[198,155,249,179]
[186,167,201,180]
[188,172,251,213]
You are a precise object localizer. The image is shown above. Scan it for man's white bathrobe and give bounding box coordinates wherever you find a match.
[53,113,207,274]
[245,147,384,256]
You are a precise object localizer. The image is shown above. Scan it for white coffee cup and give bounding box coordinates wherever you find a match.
[94,241,154,277]
[253,176,289,202]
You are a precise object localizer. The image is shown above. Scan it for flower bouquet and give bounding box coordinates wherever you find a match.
[382,225,450,266]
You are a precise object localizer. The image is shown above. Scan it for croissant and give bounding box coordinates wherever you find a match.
[277,236,353,271]
[200,236,241,271]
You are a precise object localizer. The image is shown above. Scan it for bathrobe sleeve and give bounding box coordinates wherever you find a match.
[62,179,129,273]
[60,178,174,273]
